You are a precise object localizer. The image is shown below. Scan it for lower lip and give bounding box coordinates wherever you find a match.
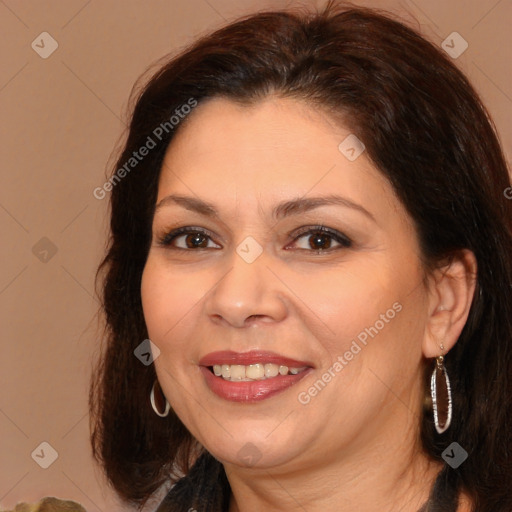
[200,366,312,402]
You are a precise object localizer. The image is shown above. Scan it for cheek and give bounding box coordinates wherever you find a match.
[291,254,425,368]
[290,263,401,341]
[140,259,203,348]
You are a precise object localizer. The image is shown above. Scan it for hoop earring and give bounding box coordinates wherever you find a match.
[150,380,170,417]
[430,348,452,434]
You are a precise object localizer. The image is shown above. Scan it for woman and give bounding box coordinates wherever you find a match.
[89,2,512,511]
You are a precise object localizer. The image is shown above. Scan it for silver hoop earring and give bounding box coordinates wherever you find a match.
[430,353,452,434]
[150,380,170,417]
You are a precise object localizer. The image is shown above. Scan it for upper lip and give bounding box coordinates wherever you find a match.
[199,350,314,368]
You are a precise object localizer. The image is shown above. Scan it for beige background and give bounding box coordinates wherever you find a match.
[1,0,510,511]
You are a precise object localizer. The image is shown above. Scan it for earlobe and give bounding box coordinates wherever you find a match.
[422,250,477,359]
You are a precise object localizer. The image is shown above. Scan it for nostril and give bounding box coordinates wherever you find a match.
[246,314,264,322]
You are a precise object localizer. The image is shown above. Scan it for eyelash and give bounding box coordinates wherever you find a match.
[156,225,352,253]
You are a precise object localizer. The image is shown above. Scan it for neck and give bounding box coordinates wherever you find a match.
[225,413,443,512]
[227,457,441,512]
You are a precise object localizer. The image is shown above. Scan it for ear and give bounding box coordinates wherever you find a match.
[422,249,477,358]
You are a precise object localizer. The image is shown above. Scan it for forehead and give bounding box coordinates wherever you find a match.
[157,95,396,216]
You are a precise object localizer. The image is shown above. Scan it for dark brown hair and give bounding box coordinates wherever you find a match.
[89,2,512,511]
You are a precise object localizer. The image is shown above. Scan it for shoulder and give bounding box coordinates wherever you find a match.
[3,497,87,512]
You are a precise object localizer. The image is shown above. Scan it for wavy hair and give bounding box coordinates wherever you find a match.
[89,2,512,511]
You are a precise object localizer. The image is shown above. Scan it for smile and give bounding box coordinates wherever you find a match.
[199,350,314,402]
[210,363,308,381]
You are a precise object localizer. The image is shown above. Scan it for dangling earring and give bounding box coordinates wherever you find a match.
[430,344,452,434]
[150,380,170,417]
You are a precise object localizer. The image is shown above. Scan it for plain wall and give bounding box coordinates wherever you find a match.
[1,0,510,511]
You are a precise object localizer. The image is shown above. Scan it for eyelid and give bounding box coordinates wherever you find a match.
[285,225,352,250]
[156,226,222,248]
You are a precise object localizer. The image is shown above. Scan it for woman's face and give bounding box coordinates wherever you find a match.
[141,96,431,470]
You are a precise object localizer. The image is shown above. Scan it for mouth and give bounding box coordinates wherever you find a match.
[207,363,308,381]
[199,350,314,402]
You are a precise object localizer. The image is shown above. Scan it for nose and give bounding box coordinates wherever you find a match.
[204,249,288,328]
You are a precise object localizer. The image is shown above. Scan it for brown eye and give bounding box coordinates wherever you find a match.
[289,226,352,252]
[185,232,208,248]
[308,233,333,250]
[158,228,221,250]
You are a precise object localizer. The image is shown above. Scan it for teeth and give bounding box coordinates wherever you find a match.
[246,363,264,379]
[221,364,230,379]
[230,365,245,381]
[264,363,279,378]
[211,363,306,381]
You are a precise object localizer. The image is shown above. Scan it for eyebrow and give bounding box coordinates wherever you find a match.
[155,194,217,217]
[154,194,375,222]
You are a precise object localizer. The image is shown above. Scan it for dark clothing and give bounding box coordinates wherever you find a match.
[155,451,230,512]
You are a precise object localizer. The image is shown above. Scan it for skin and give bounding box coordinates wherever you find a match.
[141,96,476,512]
